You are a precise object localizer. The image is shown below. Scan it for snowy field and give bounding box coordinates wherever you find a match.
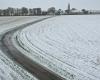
[0,16,48,80]
[14,15,100,80]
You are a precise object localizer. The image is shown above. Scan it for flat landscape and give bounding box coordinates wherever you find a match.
[0,15,100,80]
[13,15,100,80]
[0,16,47,80]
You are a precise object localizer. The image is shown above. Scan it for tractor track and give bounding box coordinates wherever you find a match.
[0,16,65,80]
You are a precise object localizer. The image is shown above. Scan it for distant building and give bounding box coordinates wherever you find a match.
[68,3,70,13]
[65,3,71,14]
[14,8,22,16]
[42,11,47,15]
[70,9,83,15]
[28,8,42,16]
[33,8,42,15]
[88,10,100,14]
[28,9,34,16]
[65,3,85,15]
[0,9,3,16]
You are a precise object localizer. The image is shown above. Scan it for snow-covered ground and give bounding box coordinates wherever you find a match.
[14,15,100,80]
[0,16,48,80]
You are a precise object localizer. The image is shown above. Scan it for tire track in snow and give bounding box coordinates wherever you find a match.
[0,16,65,80]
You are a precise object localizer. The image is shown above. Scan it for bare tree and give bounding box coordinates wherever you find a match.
[47,7,56,15]
[21,7,28,16]
[7,7,14,16]
[3,9,9,16]
[0,9,3,16]
[55,9,63,15]
[82,9,88,14]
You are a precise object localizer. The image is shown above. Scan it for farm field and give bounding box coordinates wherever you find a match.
[14,15,100,80]
[0,16,48,80]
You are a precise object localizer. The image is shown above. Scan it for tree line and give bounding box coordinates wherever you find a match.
[0,7,100,16]
[0,7,63,16]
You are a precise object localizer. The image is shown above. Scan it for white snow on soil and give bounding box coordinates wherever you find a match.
[14,15,100,80]
[0,16,47,80]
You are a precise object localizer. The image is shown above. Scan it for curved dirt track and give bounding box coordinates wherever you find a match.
[0,17,65,80]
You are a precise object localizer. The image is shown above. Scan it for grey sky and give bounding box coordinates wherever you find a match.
[0,0,100,10]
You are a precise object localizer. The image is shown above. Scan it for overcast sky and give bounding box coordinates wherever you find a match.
[0,0,100,10]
